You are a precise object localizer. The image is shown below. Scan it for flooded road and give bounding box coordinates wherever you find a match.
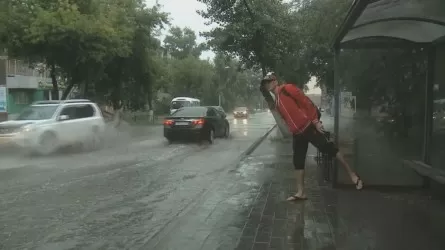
[0,112,275,250]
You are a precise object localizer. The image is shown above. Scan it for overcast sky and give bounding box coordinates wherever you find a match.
[144,0,320,93]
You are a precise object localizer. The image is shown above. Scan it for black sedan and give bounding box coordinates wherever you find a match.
[210,106,226,116]
[163,107,230,144]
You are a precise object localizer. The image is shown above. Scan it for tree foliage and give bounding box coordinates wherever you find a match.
[2,0,425,117]
[198,0,351,87]
[3,0,162,101]
[0,0,263,114]
[163,27,207,59]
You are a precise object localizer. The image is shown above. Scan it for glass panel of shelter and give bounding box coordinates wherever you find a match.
[334,50,425,186]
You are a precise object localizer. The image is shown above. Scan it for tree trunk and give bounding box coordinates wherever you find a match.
[62,67,81,100]
[261,65,266,76]
[61,82,74,100]
[50,63,59,100]
[110,79,123,127]
[83,81,89,98]
[259,63,292,138]
[252,24,291,138]
[112,101,123,128]
[146,81,153,111]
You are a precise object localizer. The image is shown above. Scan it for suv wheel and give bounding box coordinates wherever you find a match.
[88,127,104,150]
[37,132,58,155]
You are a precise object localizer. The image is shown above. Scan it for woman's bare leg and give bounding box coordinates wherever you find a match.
[336,151,363,189]
[295,170,306,197]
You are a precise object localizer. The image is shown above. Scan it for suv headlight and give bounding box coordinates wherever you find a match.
[22,125,36,132]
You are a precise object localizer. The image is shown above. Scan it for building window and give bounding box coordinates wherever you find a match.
[14,92,30,104]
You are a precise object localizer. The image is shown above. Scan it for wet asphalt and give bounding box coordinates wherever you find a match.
[0,112,275,250]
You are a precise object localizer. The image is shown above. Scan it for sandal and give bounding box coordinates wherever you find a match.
[354,175,363,190]
[286,195,308,201]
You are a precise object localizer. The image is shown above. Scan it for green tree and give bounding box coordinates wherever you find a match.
[209,52,262,111]
[3,0,169,110]
[4,0,137,99]
[198,0,300,76]
[2,0,263,115]
[197,0,353,87]
[163,27,206,59]
[294,0,351,89]
[96,3,169,110]
[167,56,214,97]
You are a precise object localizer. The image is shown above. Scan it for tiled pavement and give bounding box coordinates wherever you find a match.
[150,128,445,250]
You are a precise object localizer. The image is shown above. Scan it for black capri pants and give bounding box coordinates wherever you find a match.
[292,124,338,170]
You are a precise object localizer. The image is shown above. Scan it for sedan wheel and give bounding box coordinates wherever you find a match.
[207,129,215,144]
[223,125,230,138]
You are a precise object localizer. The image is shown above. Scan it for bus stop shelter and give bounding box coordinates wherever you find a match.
[330,0,445,188]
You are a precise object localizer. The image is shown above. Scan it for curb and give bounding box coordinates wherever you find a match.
[239,123,277,159]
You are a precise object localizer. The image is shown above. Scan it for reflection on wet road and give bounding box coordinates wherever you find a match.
[232,118,248,125]
[232,118,249,137]
[0,112,275,250]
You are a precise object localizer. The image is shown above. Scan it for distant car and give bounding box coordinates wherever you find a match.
[233,107,248,118]
[163,106,230,144]
[0,99,106,155]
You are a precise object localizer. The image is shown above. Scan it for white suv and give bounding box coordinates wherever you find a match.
[0,99,106,155]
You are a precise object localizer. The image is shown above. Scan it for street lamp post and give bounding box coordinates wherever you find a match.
[218,66,230,107]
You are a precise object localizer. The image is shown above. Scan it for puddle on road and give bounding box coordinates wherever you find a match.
[36,240,78,250]
[151,144,189,161]
[130,139,163,147]
[225,192,255,208]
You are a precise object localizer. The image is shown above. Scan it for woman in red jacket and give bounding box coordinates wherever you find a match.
[261,72,363,201]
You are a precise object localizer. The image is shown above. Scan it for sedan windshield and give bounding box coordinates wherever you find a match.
[16,105,58,120]
[171,107,206,117]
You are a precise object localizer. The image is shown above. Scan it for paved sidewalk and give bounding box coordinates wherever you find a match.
[148,128,445,250]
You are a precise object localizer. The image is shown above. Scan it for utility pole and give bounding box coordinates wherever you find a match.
[218,66,231,107]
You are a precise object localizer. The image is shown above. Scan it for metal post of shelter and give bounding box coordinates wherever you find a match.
[332,48,340,187]
[422,47,436,188]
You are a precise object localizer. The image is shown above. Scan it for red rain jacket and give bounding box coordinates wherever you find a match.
[275,83,319,134]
